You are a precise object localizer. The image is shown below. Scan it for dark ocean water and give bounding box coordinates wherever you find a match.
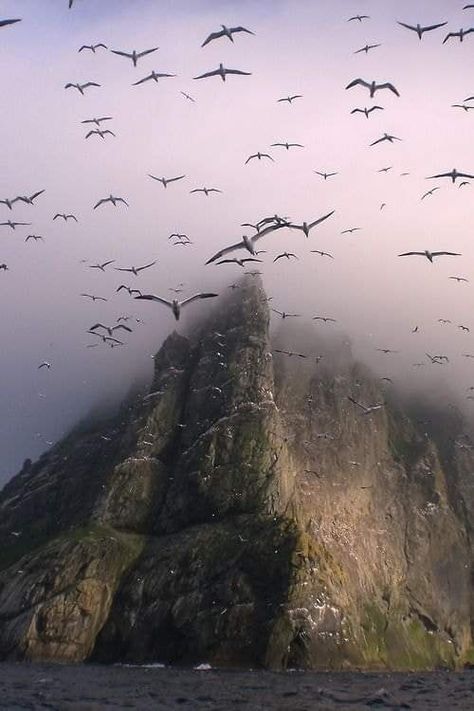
[0,664,473,710]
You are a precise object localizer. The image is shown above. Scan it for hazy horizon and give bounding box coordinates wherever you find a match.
[2,0,474,483]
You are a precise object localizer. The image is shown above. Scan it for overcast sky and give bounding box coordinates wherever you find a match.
[1,0,474,483]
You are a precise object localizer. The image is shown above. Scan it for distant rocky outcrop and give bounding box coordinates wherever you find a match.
[0,277,473,669]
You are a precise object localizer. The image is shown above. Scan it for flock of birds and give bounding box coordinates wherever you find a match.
[4,2,474,459]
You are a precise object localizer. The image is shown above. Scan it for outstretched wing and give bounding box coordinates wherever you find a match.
[201,29,225,47]
[230,26,255,35]
[194,69,219,80]
[111,50,133,59]
[424,22,448,32]
[180,293,219,307]
[206,241,247,264]
[345,78,371,90]
[225,69,252,76]
[432,251,461,257]
[135,294,173,309]
[308,210,335,230]
[136,261,157,272]
[397,21,417,31]
[377,82,400,96]
[82,82,101,89]
[133,74,153,86]
[137,47,159,58]
[398,252,424,257]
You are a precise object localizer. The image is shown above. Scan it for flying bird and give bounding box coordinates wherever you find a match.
[89,323,132,337]
[88,261,115,272]
[347,396,384,415]
[245,152,274,164]
[0,197,22,210]
[341,227,361,234]
[288,210,335,237]
[443,28,474,43]
[0,220,30,230]
[370,133,402,146]
[133,71,176,86]
[85,129,115,139]
[190,187,222,196]
[93,195,129,209]
[65,82,101,95]
[110,47,159,67]
[449,276,468,282]
[78,43,107,53]
[397,21,447,39]
[274,349,307,359]
[277,95,302,104]
[378,166,393,173]
[271,142,304,150]
[345,79,400,97]
[135,292,218,321]
[398,250,461,262]
[273,252,298,263]
[25,234,44,242]
[81,293,108,301]
[354,44,381,54]
[313,316,337,323]
[351,106,384,118]
[216,257,262,267]
[347,15,370,22]
[376,348,399,354]
[194,64,251,81]
[38,362,51,370]
[16,190,45,205]
[201,25,254,47]
[81,117,113,126]
[180,91,195,102]
[426,168,474,183]
[314,171,338,179]
[53,213,78,222]
[114,262,156,276]
[271,309,300,319]
[459,325,471,332]
[421,187,440,200]
[205,222,286,264]
[117,285,143,296]
[310,249,334,258]
[452,103,474,111]
[149,174,185,188]
[0,264,8,271]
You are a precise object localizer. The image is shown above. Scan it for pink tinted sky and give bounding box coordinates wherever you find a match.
[1,0,474,480]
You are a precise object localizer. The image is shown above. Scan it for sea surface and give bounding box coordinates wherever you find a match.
[0,663,473,710]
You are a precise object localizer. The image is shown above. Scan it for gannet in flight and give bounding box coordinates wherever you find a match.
[313,316,337,323]
[81,117,113,126]
[271,309,301,319]
[443,28,474,43]
[370,133,402,146]
[190,187,222,196]
[277,95,302,104]
[110,47,159,67]
[397,21,447,39]
[78,43,107,53]
[217,257,262,267]
[398,250,461,262]
[452,103,474,111]
[25,234,44,242]
[421,187,440,200]
[38,362,51,370]
[117,285,142,296]
[376,348,399,354]
[149,174,185,188]
[273,252,298,262]
[93,195,129,209]
[449,276,468,282]
[245,152,274,164]
[205,222,285,264]
[81,293,108,301]
[194,64,251,81]
[341,227,361,234]
[16,190,45,205]
[347,396,384,415]
[348,15,370,22]
[426,168,474,183]
[114,261,156,276]
[201,25,254,47]
[354,43,381,54]
[89,323,132,337]
[89,260,115,272]
[274,349,307,358]
[351,106,384,118]
[65,82,101,95]
[135,292,218,321]
[0,197,22,210]
[310,249,334,258]
[53,213,78,221]
[288,210,335,237]
[0,220,31,229]
[271,142,304,150]
[85,129,115,139]
[345,78,400,97]
[314,171,338,179]
[180,91,195,102]
[133,71,176,86]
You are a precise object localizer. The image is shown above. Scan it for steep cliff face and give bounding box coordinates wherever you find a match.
[0,278,473,669]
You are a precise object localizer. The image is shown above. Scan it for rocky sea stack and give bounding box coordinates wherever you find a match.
[0,277,473,670]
